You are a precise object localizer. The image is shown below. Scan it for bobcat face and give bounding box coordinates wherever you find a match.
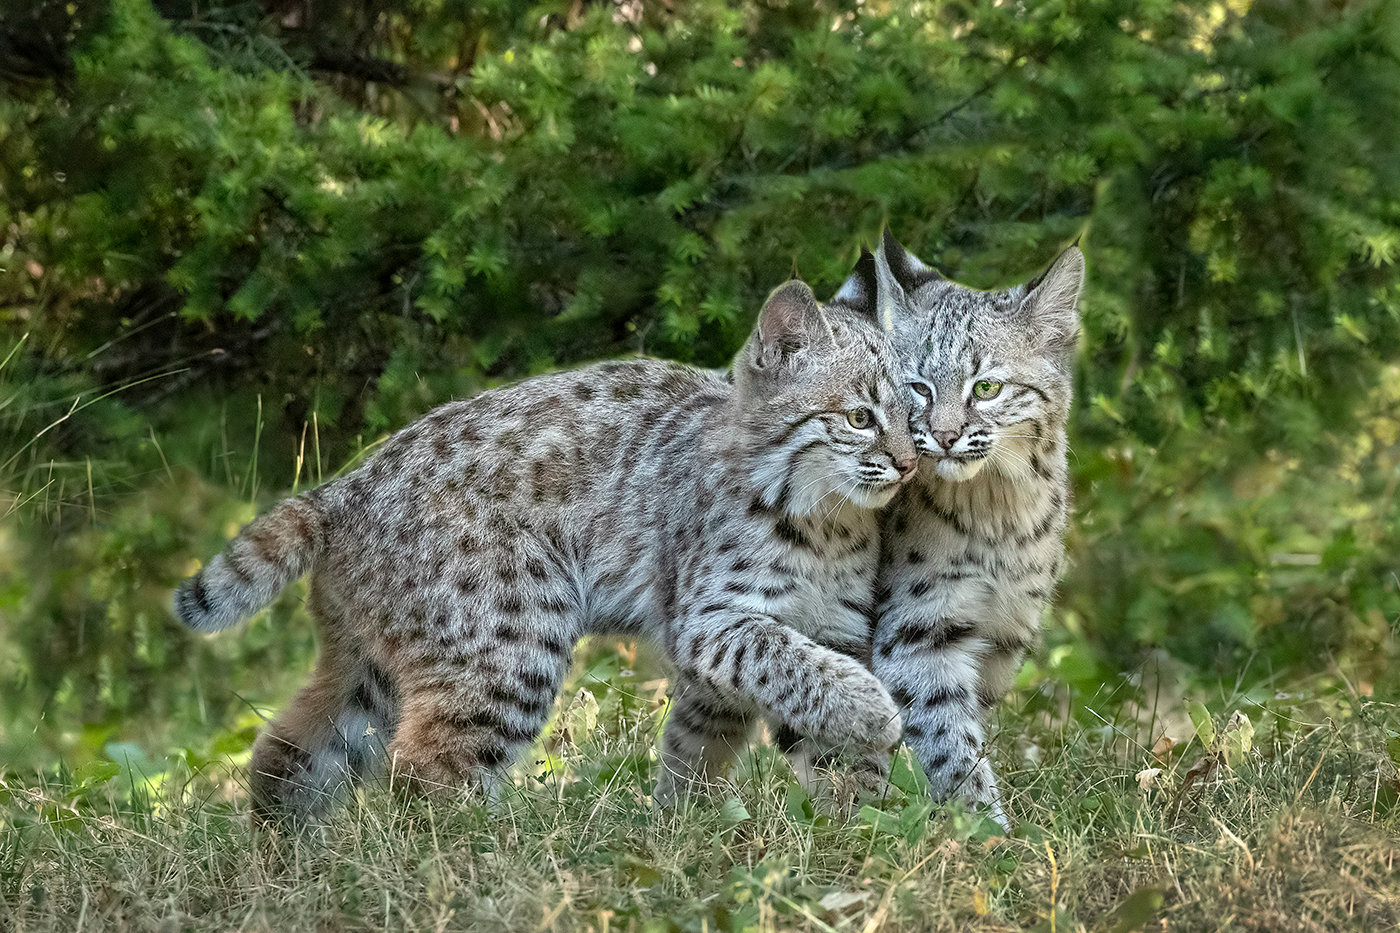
[735,281,918,515]
[800,362,919,510]
[903,310,1072,483]
[832,230,1083,484]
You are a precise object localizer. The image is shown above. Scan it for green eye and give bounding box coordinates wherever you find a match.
[973,380,1003,400]
[846,408,874,429]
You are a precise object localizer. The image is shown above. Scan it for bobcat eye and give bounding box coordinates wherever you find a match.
[846,408,875,430]
[909,382,932,400]
[973,380,1003,401]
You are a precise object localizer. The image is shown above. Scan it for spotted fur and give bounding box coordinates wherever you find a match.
[831,230,1083,826]
[175,279,918,824]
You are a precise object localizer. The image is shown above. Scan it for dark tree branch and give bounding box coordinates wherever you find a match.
[306,46,452,89]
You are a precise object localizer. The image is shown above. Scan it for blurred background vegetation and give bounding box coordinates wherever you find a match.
[1,0,1398,773]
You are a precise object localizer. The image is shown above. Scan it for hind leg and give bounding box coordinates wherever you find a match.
[654,676,752,808]
[249,657,396,827]
[385,620,575,804]
[250,672,340,827]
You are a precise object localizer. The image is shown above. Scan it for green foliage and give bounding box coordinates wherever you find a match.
[1,0,1399,765]
[8,0,1397,451]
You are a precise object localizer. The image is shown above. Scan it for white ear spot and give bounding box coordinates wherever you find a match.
[834,275,866,305]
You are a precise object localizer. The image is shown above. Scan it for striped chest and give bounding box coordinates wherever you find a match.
[883,469,1066,641]
[773,537,880,655]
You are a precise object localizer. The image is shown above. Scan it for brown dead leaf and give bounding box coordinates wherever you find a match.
[1182,754,1219,787]
[1151,734,1176,760]
[1171,752,1222,818]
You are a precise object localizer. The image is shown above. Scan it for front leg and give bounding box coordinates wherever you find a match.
[872,603,1006,827]
[673,612,903,763]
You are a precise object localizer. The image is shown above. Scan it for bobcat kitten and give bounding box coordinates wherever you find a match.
[831,231,1083,826]
[175,279,918,824]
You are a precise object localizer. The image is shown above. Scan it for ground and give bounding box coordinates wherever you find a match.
[1,646,1397,932]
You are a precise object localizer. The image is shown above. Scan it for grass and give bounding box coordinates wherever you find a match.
[2,656,1397,933]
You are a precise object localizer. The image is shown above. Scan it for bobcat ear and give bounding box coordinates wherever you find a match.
[880,226,941,293]
[753,279,830,370]
[1021,245,1085,355]
[871,229,907,333]
[872,227,942,331]
[832,230,941,331]
[831,244,879,321]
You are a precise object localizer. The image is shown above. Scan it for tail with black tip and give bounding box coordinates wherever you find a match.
[174,490,331,632]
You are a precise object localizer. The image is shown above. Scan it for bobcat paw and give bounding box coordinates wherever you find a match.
[791,748,891,820]
[824,672,902,753]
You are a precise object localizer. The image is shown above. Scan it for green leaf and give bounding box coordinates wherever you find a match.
[206,727,257,759]
[42,806,84,833]
[1221,711,1254,769]
[888,747,927,797]
[784,782,815,823]
[74,760,121,787]
[103,742,166,784]
[896,799,935,843]
[620,855,663,888]
[562,687,600,744]
[1102,885,1165,933]
[719,796,751,826]
[858,804,901,839]
[1187,701,1217,748]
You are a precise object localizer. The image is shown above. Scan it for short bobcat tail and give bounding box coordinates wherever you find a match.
[174,490,331,633]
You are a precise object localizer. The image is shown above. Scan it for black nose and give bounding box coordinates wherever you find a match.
[895,456,917,477]
[931,429,961,450]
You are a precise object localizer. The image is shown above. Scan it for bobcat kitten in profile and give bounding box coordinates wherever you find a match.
[831,231,1083,826]
[175,279,917,824]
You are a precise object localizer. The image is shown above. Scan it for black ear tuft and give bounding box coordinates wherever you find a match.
[830,244,879,321]
[881,226,941,292]
[855,245,877,287]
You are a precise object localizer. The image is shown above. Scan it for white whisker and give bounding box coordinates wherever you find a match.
[988,447,1034,479]
[819,475,863,522]
[790,467,846,502]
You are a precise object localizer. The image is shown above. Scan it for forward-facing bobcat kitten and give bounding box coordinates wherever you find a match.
[175,279,917,824]
[830,231,1083,826]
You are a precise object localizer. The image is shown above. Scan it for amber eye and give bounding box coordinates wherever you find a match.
[973,380,1003,400]
[846,408,874,429]
[910,382,932,400]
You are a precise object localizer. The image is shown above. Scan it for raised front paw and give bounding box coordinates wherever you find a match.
[817,660,903,753]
